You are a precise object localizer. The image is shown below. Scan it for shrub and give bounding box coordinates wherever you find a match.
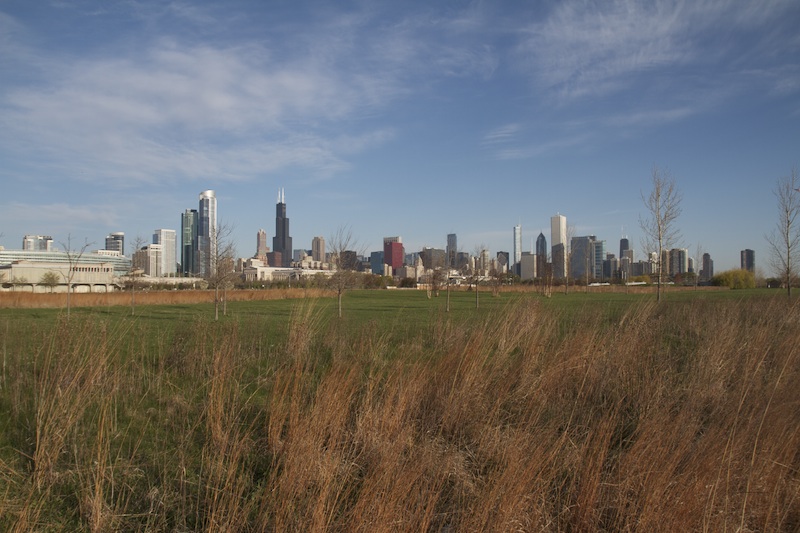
[712,268,755,289]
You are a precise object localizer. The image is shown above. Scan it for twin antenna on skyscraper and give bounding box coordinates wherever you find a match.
[277,188,285,204]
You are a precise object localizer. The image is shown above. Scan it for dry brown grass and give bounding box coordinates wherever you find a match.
[1,296,798,531]
[0,288,333,309]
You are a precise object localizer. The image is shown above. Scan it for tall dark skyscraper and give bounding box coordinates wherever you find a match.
[273,188,292,267]
[620,237,630,260]
[447,233,457,268]
[536,231,548,279]
[740,249,755,273]
[181,208,198,276]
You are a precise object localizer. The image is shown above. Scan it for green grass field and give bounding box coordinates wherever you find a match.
[1,287,798,531]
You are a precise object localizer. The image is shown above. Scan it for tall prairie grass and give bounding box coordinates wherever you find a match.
[1,296,798,531]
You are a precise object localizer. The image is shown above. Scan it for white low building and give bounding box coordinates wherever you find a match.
[0,261,116,293]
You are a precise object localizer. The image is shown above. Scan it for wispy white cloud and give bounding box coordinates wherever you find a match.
[0,35,398,185]
[515,0,800,102]
[493,133,593,161]
[0,2,507,189]
[482,123,521,145]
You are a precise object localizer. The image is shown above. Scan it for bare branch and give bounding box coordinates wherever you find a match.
[328,225,364,318]
[59,234,94,318]
[639,165,683,301]
[765,167,800,297]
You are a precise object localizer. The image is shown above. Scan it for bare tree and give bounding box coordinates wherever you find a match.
[639,166,683,302]
[540,257,554,298]
[128,235,147,316]
[765,167,800,298]
[564,224,576,295]
[328,225,362,319]
[207,223,237,321]
[59,235,93,318]
[424,252,447,299]
[692,242,704,291]
[471,245,488,309]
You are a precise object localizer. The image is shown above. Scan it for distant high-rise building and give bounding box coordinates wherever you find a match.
[312,236,325,263]
[593,239,606,279]
[420,247,446,269]
[456,251,470,270]
[701,253,714,282]
[383,237,404,274]
[447,233,457,268]
[272,189,292,268]
[497,251,510,272]
[105,232,125,255]
[181,209,198,276]
[197,190,217,277]
[668,248,689,277]
[256,229,269,260]
[740,249,755,273]
[603,253,619,280]
[520,251,536,280]
[536,232,548,279]
[153,229,177,275]
[570,235,595,281]
[551,214,567,279]
[370,250,384,275]
[340,250,359,271]
[23,235,53,251]
[620,237,629,261]
[478,249,490,273]
[513,224,522,275]
[133,243,162,277]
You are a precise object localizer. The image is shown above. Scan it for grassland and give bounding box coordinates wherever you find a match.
[0,287,798,531]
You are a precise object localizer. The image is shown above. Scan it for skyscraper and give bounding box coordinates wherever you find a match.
[273,189,292,267]
[551,214,567,279]
[312,236,325,263]
[153,229,177,275]
[197,190,217,277]
[181,209,198,276]
[668,248,689,277]
[593,239,606,279]
[446,233,457,268]
[536,231,547,279]
[23,235,53,251]
[620,237,629,261]
[134,243,162,277]
[740,249,755,273]
[570,235,596,281]
[105,232,125,255]
[513,224,522,276]
[701,253,714,282]
[383,237,404,274]
[256,229,268,260]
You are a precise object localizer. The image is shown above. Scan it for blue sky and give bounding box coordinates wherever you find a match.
[1,0,798,273]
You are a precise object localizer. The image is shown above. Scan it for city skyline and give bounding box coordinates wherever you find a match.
[1,1,799,273]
